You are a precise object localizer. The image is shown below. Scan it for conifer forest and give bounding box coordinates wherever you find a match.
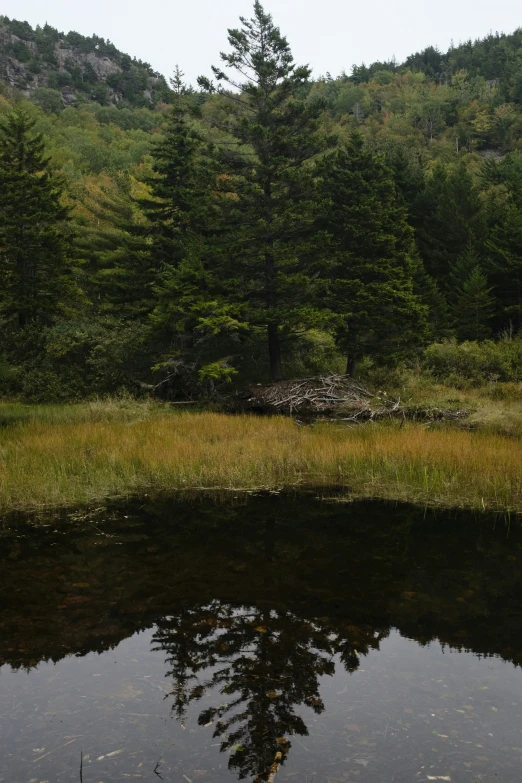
[2,3,522,401]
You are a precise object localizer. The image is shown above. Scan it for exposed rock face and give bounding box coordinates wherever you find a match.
[0,18,170,108]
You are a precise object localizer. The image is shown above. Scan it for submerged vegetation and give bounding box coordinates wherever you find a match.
[1,401,522,513]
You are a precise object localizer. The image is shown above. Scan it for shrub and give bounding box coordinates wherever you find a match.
[0,319,153,402]
[423,338,522,385]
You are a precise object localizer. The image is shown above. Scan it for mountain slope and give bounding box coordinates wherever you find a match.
[0,16,172,109]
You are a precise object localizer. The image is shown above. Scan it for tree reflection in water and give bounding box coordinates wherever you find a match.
[1,493,522,780]
[154,601,385,781]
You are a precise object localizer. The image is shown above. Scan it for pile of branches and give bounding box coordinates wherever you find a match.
[243,374,401,420]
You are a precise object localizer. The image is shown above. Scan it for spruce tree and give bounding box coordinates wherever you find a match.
[413,162,487,286]
[486,202,522,331]
[146,69,240,388]
[0,107,74,327]
[454,267,495,341]
[198,2,332,381]
[320,132,427,374]
[144,68,212,270]
[449,246,494,341]
[412,261,452,342]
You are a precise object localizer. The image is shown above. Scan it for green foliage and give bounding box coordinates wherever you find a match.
[198,361,237,383]
[449,246,494,341]
[483,167,522,330]
[144,77,213,270]
[0,107,76,328]
[32,87,62,114]
[0,318,152,401]
[414,163,486,283]
[144,73,242,391]
[2,7,522,400]
[320,131,427,372]
[424,337,522,384]
[199,2,333,381]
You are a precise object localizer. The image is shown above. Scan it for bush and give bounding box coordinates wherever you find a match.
[0,319,153,402]
[423,338,522,385]
[32,88,62,114]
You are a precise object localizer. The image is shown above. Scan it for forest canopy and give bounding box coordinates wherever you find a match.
[0,4,522,401]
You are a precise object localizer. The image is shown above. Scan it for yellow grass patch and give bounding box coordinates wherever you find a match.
[0,411,521,513]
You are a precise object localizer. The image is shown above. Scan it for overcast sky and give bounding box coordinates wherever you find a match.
[2,0,521,85]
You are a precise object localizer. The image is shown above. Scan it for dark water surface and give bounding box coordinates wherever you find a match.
[1,493,522,782]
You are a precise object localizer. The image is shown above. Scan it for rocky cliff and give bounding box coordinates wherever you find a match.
[0,16,171,109]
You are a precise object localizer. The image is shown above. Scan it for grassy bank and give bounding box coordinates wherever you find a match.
[1,402,522,513]
[377,373,522,437]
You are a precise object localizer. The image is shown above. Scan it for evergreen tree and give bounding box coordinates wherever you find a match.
[413,162,487,286]
[485,204,522,331]
[377,138,427,212]
[412,260,452,341]
[449,245,494,340]
[320,131,427,374]
[0,107,74,327]
[72,171,152,318]
[198,2,332,381]
[144,67,212,270]
[482,157,522,332]
[146,69,241,390]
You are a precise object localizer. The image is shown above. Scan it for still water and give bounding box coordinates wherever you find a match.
[0,493,521,782]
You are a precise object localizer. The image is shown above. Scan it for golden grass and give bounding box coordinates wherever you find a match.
[1,410,522,513]
[383,373,522,437]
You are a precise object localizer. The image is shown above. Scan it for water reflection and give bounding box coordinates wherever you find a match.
[0,493,522,781]
[155,602,374,780]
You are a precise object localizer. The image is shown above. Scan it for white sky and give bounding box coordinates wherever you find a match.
[2,0,521,86]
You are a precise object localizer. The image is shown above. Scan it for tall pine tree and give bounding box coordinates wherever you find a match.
[144,68,212,271]
[483,160,522,332]
[320,132,427,374]
[0,107,74,327]
[199,2,332,381]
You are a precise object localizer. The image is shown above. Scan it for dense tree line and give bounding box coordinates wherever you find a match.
[0,4,521,400]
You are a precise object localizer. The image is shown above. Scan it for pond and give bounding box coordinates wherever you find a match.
[0,492,521,782]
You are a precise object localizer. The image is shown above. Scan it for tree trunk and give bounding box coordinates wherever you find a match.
[268,322,284,381]
[346,353,357,377]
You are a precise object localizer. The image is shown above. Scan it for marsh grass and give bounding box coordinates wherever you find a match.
[374,370,522,437]
[1,407,522,513]
[0,396,177,427]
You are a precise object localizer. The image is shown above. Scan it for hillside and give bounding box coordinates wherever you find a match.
[1,6,522,403]
[2,15,522,157]
[0,16,172,110]
[308,29,522,157]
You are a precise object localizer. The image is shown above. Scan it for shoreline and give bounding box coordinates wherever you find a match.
[1,406,522,515]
